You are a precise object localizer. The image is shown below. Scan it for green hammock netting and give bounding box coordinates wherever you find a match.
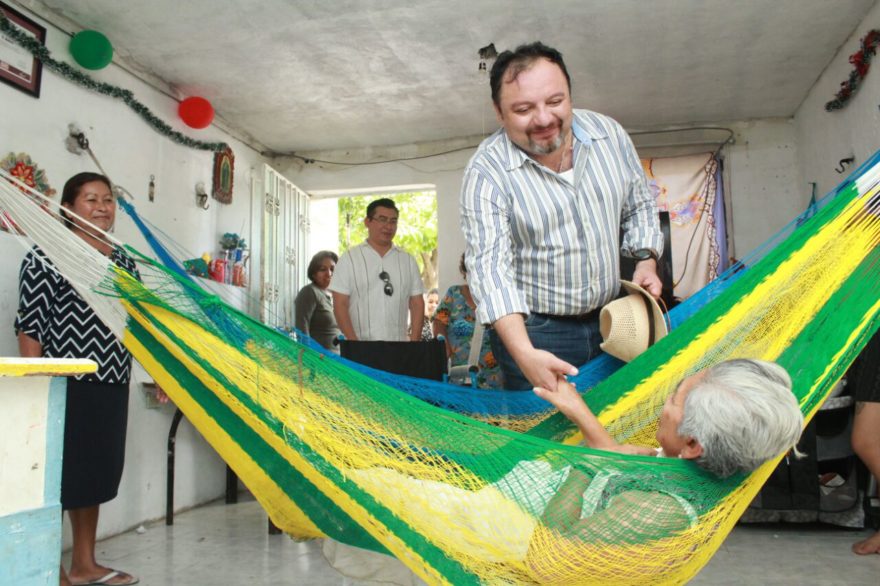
[1,153,878,585]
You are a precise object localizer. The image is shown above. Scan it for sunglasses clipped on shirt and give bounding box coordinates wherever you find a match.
[379,271,394,296]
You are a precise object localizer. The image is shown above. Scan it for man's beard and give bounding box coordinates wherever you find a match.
[527,129,564,155]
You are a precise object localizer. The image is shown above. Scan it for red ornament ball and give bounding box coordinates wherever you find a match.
[178,97,215,129]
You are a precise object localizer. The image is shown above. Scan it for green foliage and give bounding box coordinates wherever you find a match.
[337,192,438,280]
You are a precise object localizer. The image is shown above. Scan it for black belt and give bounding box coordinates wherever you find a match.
[533,308,602,322]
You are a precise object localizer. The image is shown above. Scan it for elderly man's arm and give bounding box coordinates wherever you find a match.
[532,378,618,450]
[533,378,655,455]
[525,479,691,583]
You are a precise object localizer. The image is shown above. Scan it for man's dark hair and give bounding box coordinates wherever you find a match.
[366,197,398,219]
[490,42,571,106]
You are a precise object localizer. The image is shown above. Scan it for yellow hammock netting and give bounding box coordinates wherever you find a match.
[1,154,878,585]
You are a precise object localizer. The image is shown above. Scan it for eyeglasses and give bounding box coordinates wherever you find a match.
[369,215,398,226]
[379,271,394,296]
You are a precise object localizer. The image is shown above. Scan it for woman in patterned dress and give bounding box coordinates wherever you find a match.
[16,173,140,586]
[434,254,503,389]
[420,288,440,341]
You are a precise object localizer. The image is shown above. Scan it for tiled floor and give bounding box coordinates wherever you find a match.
[68,494,880,585]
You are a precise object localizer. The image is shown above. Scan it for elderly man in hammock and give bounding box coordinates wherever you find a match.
[523,358,804,582]
[335,357,804,585]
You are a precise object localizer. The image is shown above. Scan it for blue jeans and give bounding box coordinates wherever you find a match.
[489,313,602,390]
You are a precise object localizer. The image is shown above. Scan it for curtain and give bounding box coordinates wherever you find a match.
[641,152,726,300]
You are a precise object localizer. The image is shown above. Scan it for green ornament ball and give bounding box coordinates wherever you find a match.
[70,30,113,70]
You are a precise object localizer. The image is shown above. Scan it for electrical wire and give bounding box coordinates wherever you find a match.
[280,144,483,167]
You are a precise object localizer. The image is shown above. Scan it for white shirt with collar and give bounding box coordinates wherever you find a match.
[329,241,423,341]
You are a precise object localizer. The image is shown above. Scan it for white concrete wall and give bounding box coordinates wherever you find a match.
[794,2,880,196]
[720,119,802,259]
[1,13,268,543]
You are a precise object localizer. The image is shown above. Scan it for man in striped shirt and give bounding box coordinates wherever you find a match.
[460,42,664,391]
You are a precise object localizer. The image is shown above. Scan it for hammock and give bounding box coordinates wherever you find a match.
[115,178,847,433]
[2,154,879,584]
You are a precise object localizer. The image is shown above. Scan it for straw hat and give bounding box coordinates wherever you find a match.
[599,280,668,362]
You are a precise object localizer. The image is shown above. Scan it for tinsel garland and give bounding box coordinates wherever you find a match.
[0,13,229,152]
[825,29,880,112]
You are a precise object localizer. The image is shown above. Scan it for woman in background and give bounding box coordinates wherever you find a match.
[17,172,140,586]
[434,254,502,389]
[421,288,440,340]
[295,250,341,352]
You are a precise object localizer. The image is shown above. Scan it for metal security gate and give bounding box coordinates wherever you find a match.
[260,165,309,329]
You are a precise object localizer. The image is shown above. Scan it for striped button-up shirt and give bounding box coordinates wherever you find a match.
[460,109,663,324]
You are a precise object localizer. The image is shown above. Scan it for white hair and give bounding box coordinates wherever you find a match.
[677,359,804,478]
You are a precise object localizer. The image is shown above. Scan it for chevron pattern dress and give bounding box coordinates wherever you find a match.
[15,246,139,509]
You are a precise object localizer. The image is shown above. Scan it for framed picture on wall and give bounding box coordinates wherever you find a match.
[0,2,45,98]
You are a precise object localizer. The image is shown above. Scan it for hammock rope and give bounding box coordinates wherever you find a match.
[113,168,860,433]
[1,156,878,584]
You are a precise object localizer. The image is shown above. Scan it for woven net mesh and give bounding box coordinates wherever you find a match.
[2,155,879,584]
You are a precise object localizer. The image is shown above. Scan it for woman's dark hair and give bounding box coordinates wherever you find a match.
[60,172,112,229]
[459,252,467,278]
[307,250,339,283]
[490,41,571,106]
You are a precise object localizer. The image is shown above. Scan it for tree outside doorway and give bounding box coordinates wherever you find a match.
[338,191,438,290]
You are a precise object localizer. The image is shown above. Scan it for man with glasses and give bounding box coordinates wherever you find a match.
[330,198,425,341]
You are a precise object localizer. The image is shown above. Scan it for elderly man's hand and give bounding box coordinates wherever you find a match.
[632,259,662,298]
[532,376,584,418]
[519,348,578,393]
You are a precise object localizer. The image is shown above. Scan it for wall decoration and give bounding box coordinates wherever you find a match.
[0,151,55,233]
[1,151,55,196]
[69,29,113,70]
[0,2,45,98]
[0,12,228,153]
[212,146,234,204]
[641,152,724,300]
[179,96,214,129]
[825,29,880,111]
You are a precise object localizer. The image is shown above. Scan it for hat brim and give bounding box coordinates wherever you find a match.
[618,280,668,344]
[599,280,668,362]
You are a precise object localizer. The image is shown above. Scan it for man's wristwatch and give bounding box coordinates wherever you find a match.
[631,248,658,262]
